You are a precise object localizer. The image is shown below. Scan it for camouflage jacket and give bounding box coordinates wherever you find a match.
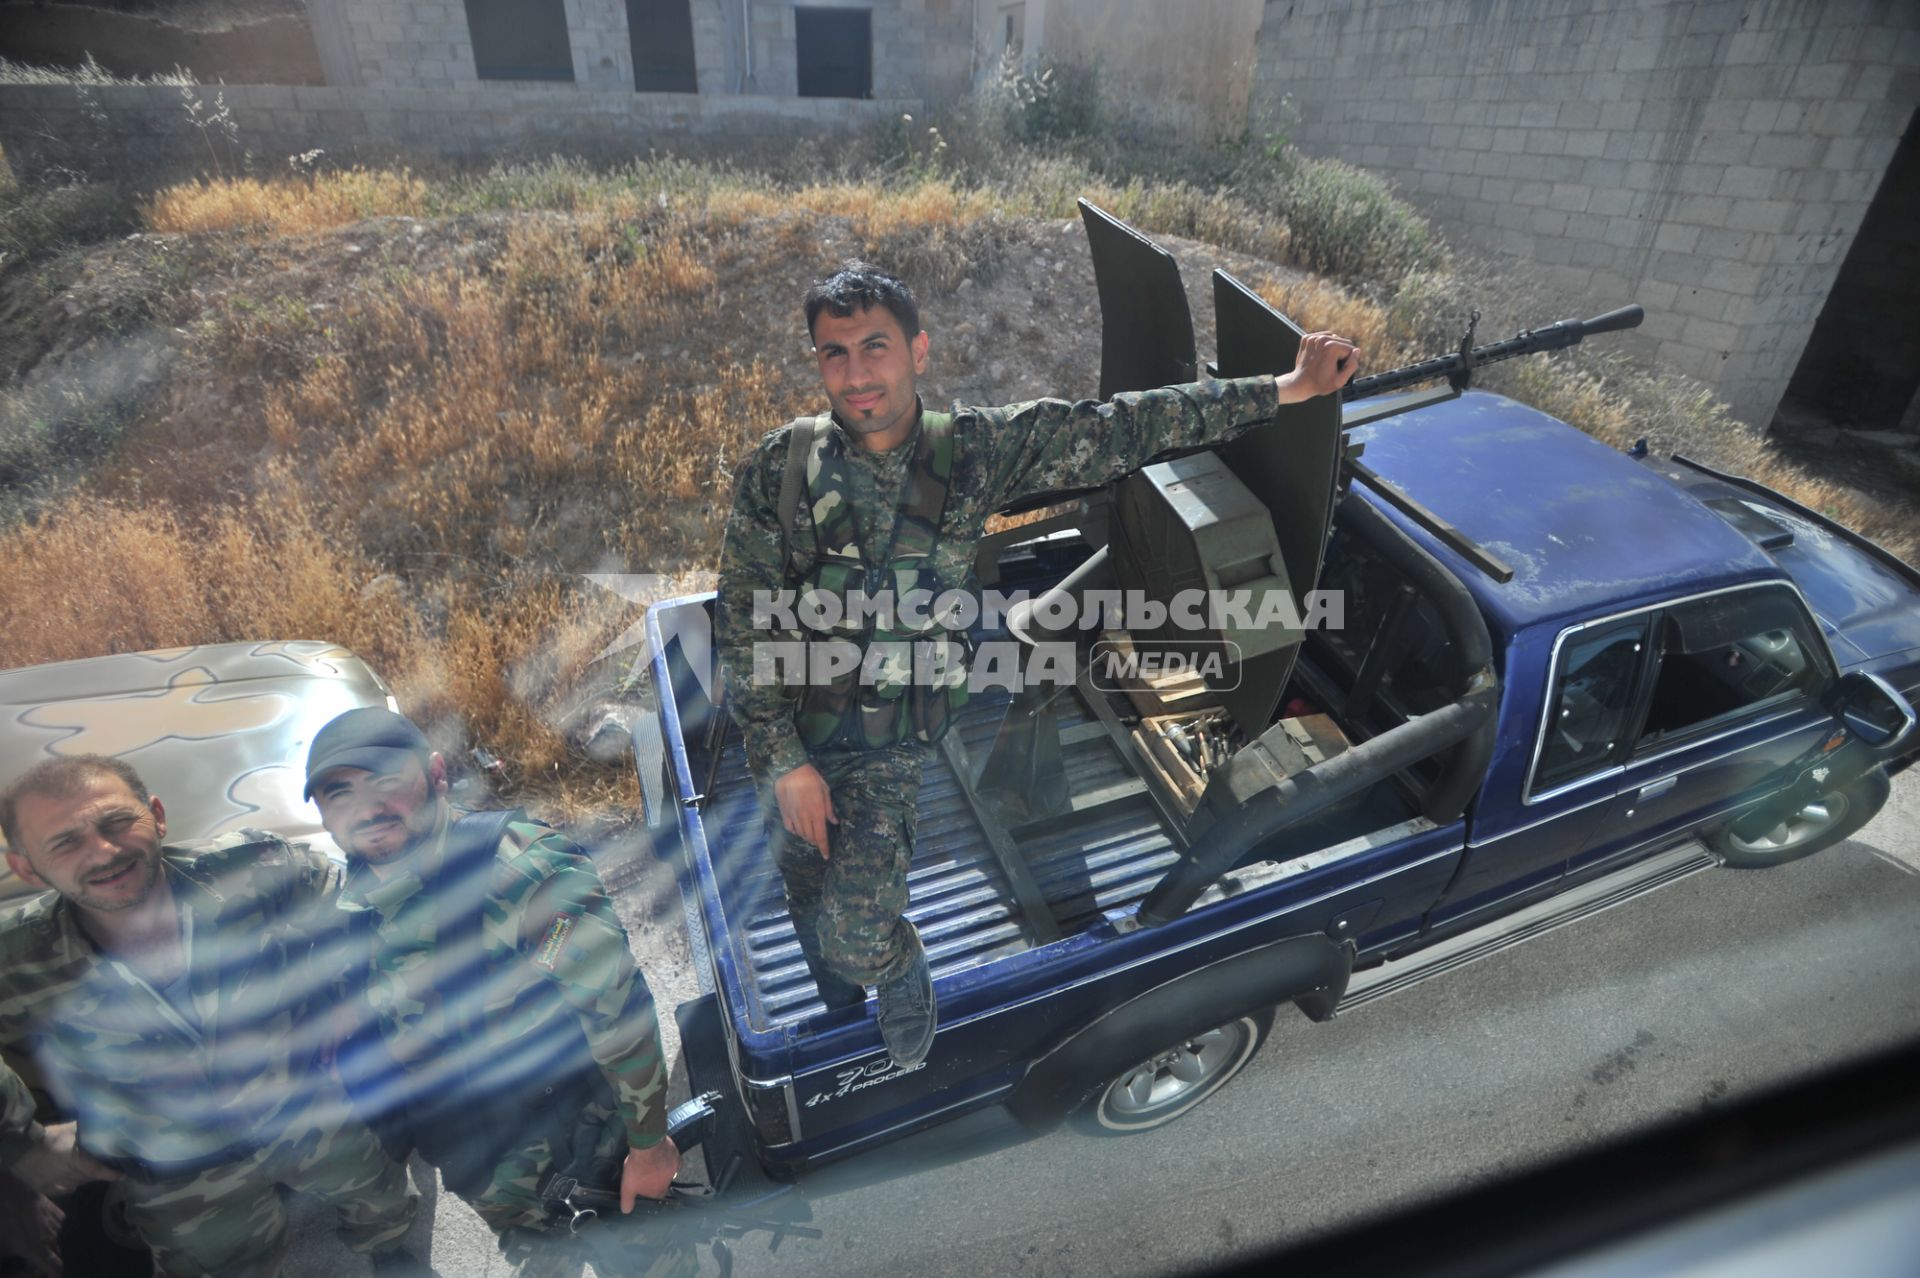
[715,375,1283,780]
[334,810,669,1150]
[0,832,342,1171]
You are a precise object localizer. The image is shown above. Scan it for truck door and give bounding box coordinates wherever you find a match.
[1570,584,1835,875]
[1427,615,1652,929]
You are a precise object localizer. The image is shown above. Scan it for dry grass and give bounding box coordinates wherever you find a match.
[3,494,422,674]
[1,171,885,815]
[1256,276,1427,372]
[2,196,824,815]
[250,212,794,568]
[3,160,1912,821]
[143,169,431,235]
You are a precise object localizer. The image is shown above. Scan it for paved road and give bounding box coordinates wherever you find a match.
[287,771,1920,1277]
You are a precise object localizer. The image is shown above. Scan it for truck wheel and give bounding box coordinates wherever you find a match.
[1076,1012,1269,1136]
[1712,768,1891,869]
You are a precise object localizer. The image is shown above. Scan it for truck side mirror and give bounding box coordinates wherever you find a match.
[1826,671,1917,752]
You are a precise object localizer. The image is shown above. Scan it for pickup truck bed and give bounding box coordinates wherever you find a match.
[696,642,1416,1033]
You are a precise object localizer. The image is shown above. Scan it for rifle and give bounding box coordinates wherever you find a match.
[531,1091,819,1277]
[1342,304,1645,401]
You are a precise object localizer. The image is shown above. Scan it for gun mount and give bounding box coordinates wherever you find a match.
[972,199,1643,924]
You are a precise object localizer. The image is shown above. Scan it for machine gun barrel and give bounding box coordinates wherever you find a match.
[1341,304,1643,401]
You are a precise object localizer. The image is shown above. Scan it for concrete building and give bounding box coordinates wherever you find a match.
[311,0,972,102]
[1248,0,1920,441]
[973,0,1267,141]
[0,0,970,180]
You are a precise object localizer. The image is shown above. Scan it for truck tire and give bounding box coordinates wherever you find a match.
[1075,1010,1272,1136]
[1711,767,1891,869]
[1006,934,1346,1136]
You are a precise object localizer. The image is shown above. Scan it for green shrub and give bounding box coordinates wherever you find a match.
[1273,154,1440,281]
[0,179,136,263]
[0,376,154,527]
[981,51,1101,145]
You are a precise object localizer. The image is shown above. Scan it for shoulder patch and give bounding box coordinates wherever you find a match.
[497,822,579,870]
[533,912,578,971]
[489,822,585,898]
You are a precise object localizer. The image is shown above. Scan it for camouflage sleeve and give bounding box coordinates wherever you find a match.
[491,826,669,1149]
[0,913,49,1167]
[976,375,1282,512]
[205,834,347,980]
[193,830,342,914]
[0,1060,43,1168]
[284,840,345,906]
[714,427,812,782]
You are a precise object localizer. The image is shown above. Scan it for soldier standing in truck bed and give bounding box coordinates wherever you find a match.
[713,261,1361,1066]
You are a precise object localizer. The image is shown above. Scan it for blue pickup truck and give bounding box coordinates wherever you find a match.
[633,206,1920,1179]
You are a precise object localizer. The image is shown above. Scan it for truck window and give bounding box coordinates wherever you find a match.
[1636,588,1825,748]
[1534,619,1650,793]
[1310,526,1462,799]
[1315,529,1457,723]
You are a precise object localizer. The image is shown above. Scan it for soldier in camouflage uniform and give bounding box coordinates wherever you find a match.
[0,754,424,1278]
[305,708,691,1278]
[714,260,1361,1066]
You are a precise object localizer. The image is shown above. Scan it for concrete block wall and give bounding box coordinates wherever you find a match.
[691,0,737,95]
[874,0,971,102]
[1249,0,1920,429]
[1021,0,1267,143]
[313,0,630,89]
[0,82,920,180]
[326,0,480,87]
[566,0,638,90]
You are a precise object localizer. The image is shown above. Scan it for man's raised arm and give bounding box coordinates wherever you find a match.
[981,331,1360,512]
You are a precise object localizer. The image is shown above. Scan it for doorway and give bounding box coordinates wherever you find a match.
[795,7,872,99]
[627,0,698,92]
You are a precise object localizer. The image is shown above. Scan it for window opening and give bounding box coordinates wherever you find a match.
[464,0,575,82]
[628,0,698,92]
[1637,591,1822,746]
[1535,619,1649,793]
[796,7,872,99]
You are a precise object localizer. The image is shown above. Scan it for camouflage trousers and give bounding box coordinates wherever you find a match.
[768,741,928,993]
[118,1094,415,1278]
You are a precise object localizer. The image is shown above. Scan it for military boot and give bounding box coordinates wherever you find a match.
[876,948,936,1067]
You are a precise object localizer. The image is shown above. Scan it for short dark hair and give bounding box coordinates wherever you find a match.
[803,261,920,343]
[0,755,152,855]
